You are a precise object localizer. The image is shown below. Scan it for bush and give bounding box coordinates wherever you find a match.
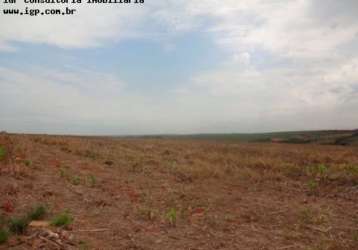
[71,176,81,186]
[24,160,32,167]
[8,216,29,234]
[0,229,9,244]
[0,146,6,161]
[27,205,47,220]
[51,212,73,227]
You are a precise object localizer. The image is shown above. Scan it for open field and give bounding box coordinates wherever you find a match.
[152,130,358,146]
[0,133,357,250]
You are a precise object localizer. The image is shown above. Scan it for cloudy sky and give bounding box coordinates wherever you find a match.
[1,0,358,135]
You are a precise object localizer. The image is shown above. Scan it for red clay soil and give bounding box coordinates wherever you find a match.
[0,133,357,250]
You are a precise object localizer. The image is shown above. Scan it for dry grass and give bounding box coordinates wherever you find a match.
[0,133,357,249]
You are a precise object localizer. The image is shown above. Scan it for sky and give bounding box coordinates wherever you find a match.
[0,0,358,135]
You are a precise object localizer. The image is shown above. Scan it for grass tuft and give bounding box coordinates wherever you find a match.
[166,208,177,226]
[87,175,96,187]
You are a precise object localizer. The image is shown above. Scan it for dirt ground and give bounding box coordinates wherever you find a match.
[0,133,357,250]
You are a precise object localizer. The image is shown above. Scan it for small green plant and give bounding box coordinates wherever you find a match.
[24,160,32,167]
[306,164,329,179]
[71,176,81,186]
[27,205,47,220]
[317,164,328,176]
[87,175,96,187]
[0,146,6,161]
[51,211,73,227]
[316,164,329,181]
[0,229,9,244]
[307,179,318,193]
[300,208,314,224]
[60,168,67,178]
[8,216,29,234]
[166,208,177,226]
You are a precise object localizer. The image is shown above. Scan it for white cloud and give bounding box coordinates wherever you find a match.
[180,0,358,61]
[171,0,358,131]
[1,0,358,56]
[174,54,358,131]
[1,0,358,133]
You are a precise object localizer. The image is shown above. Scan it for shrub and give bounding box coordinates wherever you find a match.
[0,146,6,161]
[0,229,9,244]
[51,212,73,227]
[27,205,47,220]
[8,216,29,234]
[24,160,32,167]
[71,176,81,186]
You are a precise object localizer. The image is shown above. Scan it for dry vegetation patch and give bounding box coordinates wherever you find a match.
[0,134,357,249]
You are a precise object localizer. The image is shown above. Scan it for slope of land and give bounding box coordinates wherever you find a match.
[0,133,357,249]
[150,130,358,146]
